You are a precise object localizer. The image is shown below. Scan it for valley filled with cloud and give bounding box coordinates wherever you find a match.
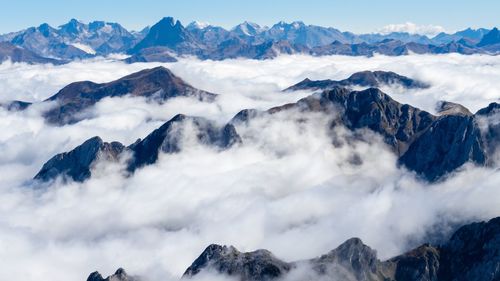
[0,53,499,281]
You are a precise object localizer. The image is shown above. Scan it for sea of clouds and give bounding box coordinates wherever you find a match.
[0,53,499,281]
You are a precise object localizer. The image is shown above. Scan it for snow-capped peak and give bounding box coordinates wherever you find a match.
[187,21,210,30]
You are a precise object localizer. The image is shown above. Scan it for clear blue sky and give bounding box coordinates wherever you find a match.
[1,0,498,34]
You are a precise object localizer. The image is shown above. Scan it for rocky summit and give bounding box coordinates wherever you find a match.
[8,66,216,125]
[84,217,500,281]
[178,217,500,281]
[284,70,429,92]
[1,18,499,62]
[34,114,241,182]
[32,69,499,183]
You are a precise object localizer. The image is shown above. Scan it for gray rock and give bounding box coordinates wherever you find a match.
[183,244,292,281]
[38,66,215,125]
[34,136,125,182]
[87,268,139,281]
[183,217,500,281]
[35,115,241,182]
[285,70,429,92]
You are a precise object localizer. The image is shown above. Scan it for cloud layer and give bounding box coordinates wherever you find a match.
[0,54,499,281]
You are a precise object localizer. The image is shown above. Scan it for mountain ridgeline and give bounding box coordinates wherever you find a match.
[89,216,500,281]
[29,68,500,183]
[0,17,499,64]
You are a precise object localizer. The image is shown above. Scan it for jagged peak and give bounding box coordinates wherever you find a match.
[436,100,472,116]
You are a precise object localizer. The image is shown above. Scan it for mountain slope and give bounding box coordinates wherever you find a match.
[0,41,63,64]
[235,87,498,181]
[34,114,241,182]
[285,70,429,92]
[37,66,216,125]
[130,17,202,54]
[180,216,500,281]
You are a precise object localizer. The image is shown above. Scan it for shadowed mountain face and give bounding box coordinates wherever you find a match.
[1,18,498,61]
[34,136,125,182]
[127,114,241,171]
[236,87,498,181]
[183,245,292,281]
[87,268,139,281]
[477,27,500,47]
[130,17,202,54]
[285,71,429,92]
[36,66,216,125]
[177,217,500,281]
[34,114,241,182]
[0,41,63,64]
[33,78,498,183]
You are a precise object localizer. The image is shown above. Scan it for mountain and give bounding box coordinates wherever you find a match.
[130,17,202,54]
[477,27,500,47]
[10,23,91,60]
[285,70,429,91]
[187,23,233,48]
[180,216,500,281]
[235,86,498,181]
[5,19,139,59]
[261,21,349,47]
[123,46,178,63]
[126,114,241,172]
[432,28,491,45]
[87,268,139,281]
[358,32,433,44]
[310,39,481,57]
[34,137,125,182]
[34,114,241,182]
[33,72,499,182]
[2,18,499,62]
[0,41,63,64]
[231,21,267,38]
[183,245,292,281]
[33,66,215,125]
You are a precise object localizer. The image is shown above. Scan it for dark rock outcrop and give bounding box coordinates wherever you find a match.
[127,114,241,172]
[238,87,498,181]
[130,17,203,54]
[0,41,63,64]
[35,115,241,182]
[87,268,139,281]
[438,217,500,280]
[34,136,125,182]
[182,217,500,281]
[183,245,292,281]
[399,114,486,181]
[285,70,429,92]
[477,28,500,47]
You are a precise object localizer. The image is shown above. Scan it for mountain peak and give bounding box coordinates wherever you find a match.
[477,27,500,47]
[159,16,175,26]
[186,21,210,30]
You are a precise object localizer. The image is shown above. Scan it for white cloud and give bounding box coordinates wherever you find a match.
[0,54,498,281]
[377,22,446,37]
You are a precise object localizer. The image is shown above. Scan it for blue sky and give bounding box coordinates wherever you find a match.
[1,0,498,34]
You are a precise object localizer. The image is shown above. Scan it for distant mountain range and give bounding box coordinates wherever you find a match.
[11,68,496,183]
[89,216,500,281]
[0,17,499,63]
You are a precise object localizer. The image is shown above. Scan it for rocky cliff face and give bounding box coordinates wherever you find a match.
[241,87,498,181]
[34,136,125,182]
[183,245,292,281]
[87,268,139,281]
[177,217,500,281]
[34,114,241,182]
[285,71,429,92]
[8,66,216,125]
